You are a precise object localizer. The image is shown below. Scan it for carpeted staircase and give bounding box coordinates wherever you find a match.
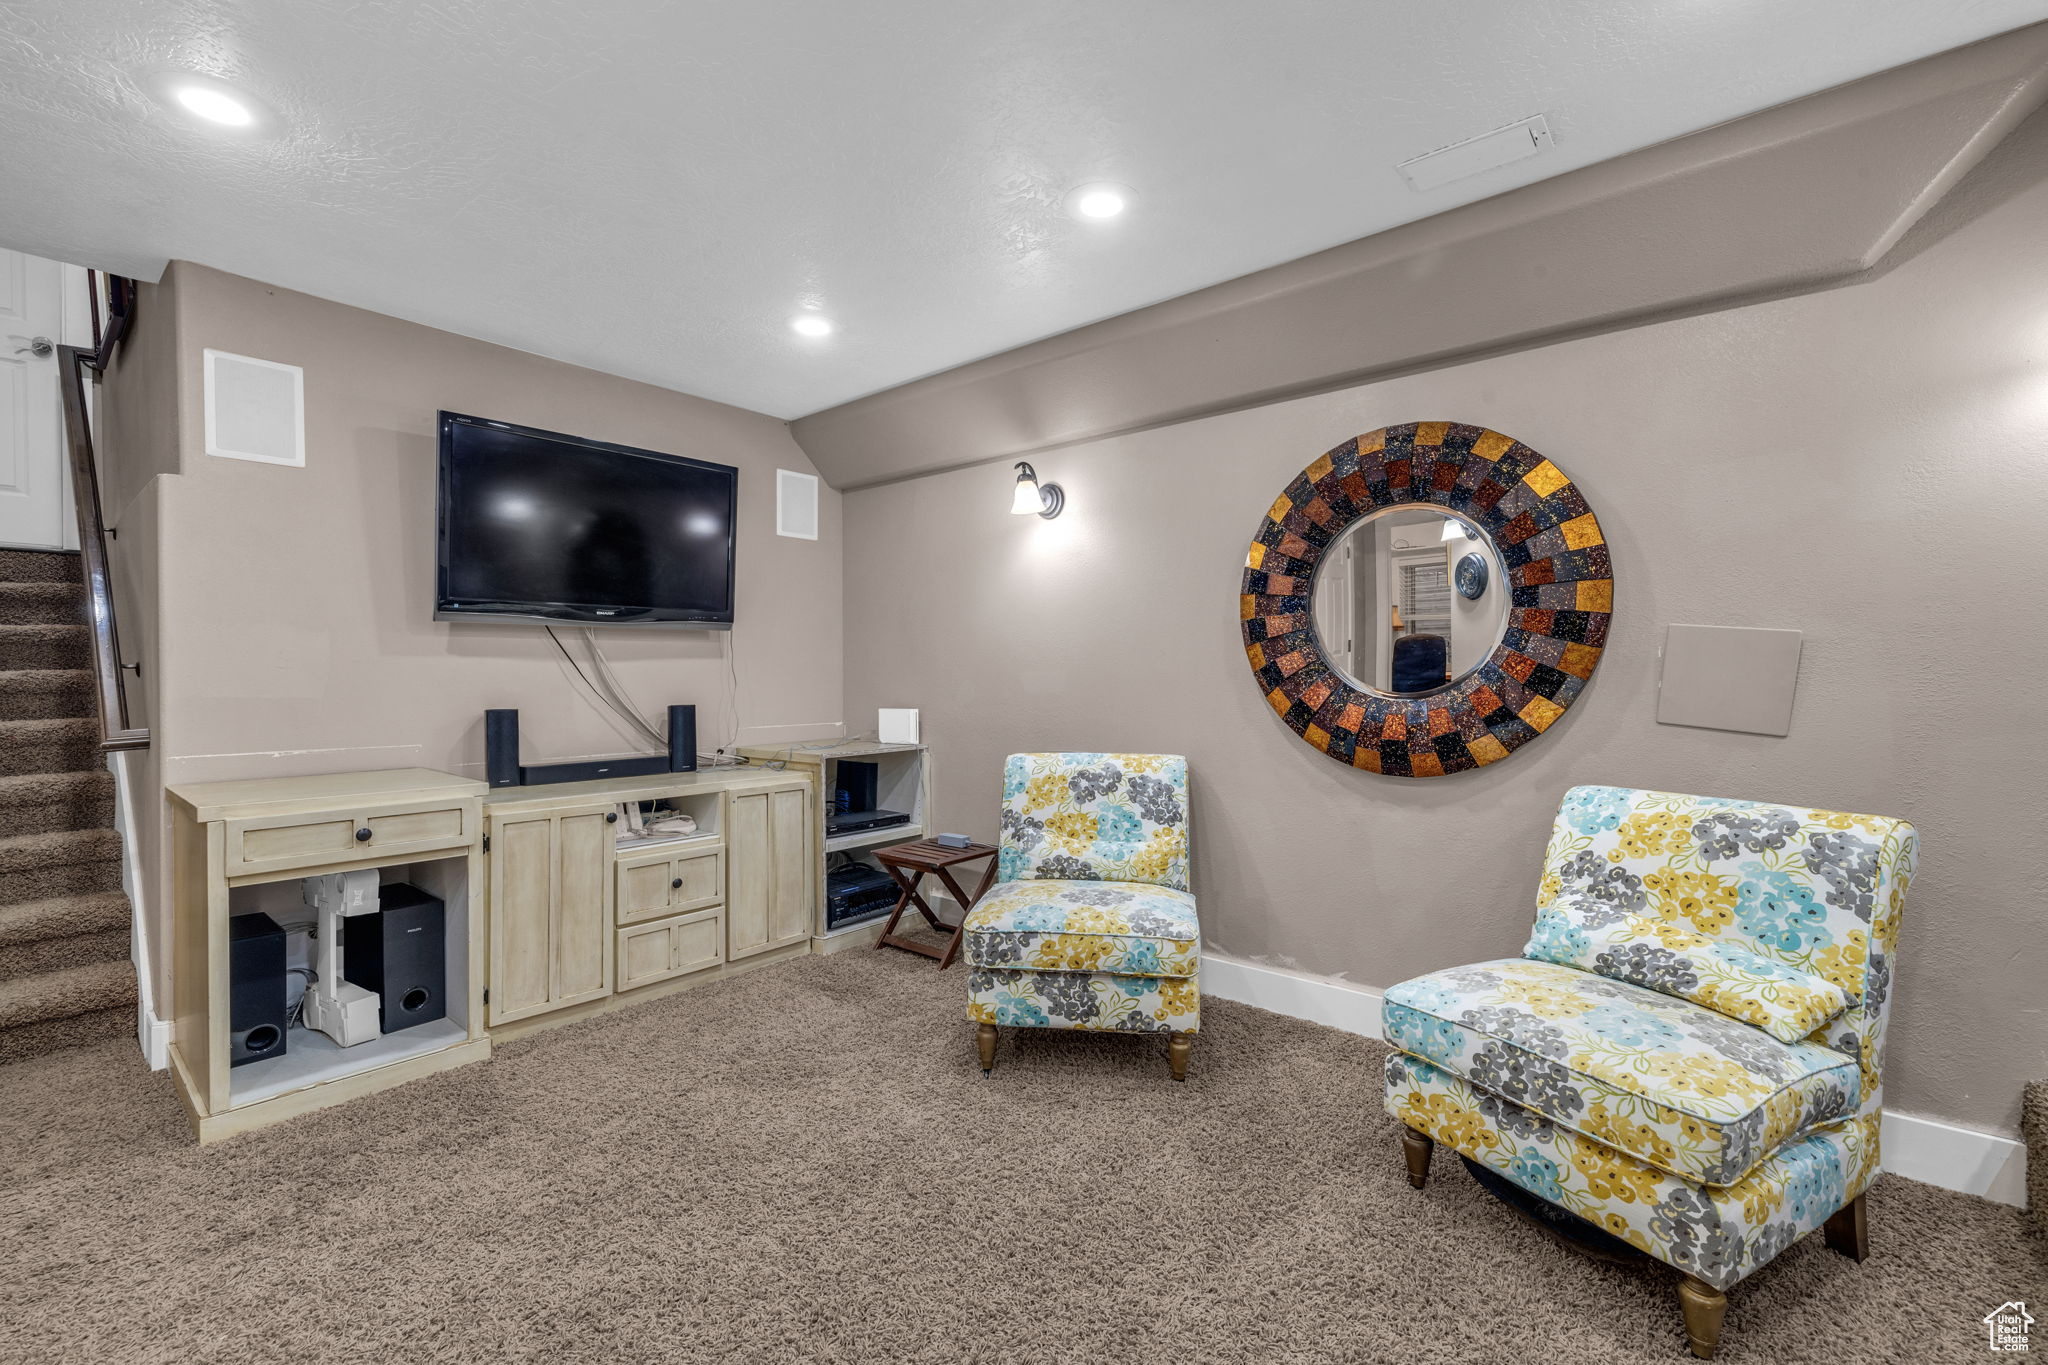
[0,547,135,1065]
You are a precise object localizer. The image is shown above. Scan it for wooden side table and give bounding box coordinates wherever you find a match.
[872,839,999,970]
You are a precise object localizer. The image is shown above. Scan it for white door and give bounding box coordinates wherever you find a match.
[0,249,81,550]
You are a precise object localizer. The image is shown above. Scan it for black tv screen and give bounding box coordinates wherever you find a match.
[436,412,737,629]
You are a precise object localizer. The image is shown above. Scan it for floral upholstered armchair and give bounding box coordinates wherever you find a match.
[965,753,1199,1080]
[1383,786,1916,1360]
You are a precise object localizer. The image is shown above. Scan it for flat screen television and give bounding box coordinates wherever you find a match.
[435,412,737,629]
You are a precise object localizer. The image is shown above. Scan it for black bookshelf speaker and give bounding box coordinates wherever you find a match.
[228,911,287,1067]
[343,884,446,1034]
[486,708,520,787]
[667,704,698,772]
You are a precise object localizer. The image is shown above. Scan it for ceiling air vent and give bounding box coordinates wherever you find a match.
[1397,115,1554,192]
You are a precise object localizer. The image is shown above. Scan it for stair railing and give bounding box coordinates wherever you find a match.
[56,342,148,752]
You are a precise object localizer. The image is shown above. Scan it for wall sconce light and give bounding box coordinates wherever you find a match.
[1010,461,1064,519]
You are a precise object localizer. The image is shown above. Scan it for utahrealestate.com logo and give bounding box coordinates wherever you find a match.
[1984,1302,2034,1353]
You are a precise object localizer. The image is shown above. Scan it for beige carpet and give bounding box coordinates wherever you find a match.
[3,950,2039,1364]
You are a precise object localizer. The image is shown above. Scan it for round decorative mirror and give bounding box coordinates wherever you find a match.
[1240,422,1611,777]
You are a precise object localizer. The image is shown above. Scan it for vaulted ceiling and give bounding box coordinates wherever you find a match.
[2,2,2043,418]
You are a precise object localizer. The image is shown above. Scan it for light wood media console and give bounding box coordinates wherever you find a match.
[167,764,817,1142]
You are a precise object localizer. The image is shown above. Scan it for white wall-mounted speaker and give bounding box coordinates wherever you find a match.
[1656,624,1803,737]
[878,708,919,745]
[204,349,305,467]
[776,468,820,540]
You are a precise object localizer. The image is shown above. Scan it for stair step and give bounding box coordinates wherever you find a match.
[0,889,130,947]
[0,623,90,671]
[0,955,134,1065]
[0,927,128,981]
[0,769,115,836]
[0,1003,132,1066]
[0,957,135,1034]
[0,548,82,586]
[0,717,99,778]
[0,581,85,627]
[0,669,97,722]
[0,827,123,908]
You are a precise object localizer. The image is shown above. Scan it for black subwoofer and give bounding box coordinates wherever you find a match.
[343,883,447,1034]
[228,911,288,1067]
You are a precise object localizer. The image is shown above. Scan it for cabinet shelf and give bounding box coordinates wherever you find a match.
[228,1018,470,1108]
[824,824,920,855]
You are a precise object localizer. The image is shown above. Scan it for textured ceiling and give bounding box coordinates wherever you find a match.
[2,2,2044,419]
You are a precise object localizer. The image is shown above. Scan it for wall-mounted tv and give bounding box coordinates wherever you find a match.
[435,412,737,629]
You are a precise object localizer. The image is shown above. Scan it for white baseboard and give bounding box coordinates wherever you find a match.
[106,749,168,1072]
[1880,1109,2028,1208]
[138,1008,171,1071]
[1202,952,1385,1039]
[1200,951,2029,1209]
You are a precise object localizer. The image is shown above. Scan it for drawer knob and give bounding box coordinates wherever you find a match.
[354,827,372,842]
[605,811,619,824]
[671,877,683,889]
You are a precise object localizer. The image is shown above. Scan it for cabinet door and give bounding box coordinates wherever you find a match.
[617,911,722,992]
[618,917,681,992]
[488,814,556,1024]
[728,784,812,961]
[553,810,614,1007]
[671,847,724,913]
[618,856,678,926]
[767,786,811,946]
[727,792,772,960]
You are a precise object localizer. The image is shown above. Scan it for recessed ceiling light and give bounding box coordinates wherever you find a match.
[1066,183,1131,221]
[150,72,269,131]
[173,83,255,126]
[790,314,833,338]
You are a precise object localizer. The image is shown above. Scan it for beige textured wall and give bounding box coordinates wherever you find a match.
[103,263,845,1008]
[842,111,2048,1136]
[159,263,843,782]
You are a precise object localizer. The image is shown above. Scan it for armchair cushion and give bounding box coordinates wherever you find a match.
[1386,1052,1875,1291]
[1383,959,1858,1185]
[964,879,1199,978]
[1525,895,1851,1043]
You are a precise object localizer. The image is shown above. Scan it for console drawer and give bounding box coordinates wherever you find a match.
[224,798,478,877]
[617,910,723,991]
[616,845,724,926]
[227,814,359,873]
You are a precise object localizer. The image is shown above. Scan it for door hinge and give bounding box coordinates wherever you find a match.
[483,834,491,853]
[483,987,490,1005]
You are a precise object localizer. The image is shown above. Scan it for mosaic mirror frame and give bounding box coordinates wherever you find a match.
[1240,422,1612,777]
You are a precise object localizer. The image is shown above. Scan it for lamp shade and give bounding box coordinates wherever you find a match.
[1011,471,1044,515]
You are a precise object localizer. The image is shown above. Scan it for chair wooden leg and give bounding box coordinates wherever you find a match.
[1823,1192,1868,1262]
[1167,1032,1192,1082]
[1677,1277,1726,1360]
[976,1022,997,1076]
[1401,1126,1434,1190]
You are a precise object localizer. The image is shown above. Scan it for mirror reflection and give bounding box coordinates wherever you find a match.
[1309,508,1509,695]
